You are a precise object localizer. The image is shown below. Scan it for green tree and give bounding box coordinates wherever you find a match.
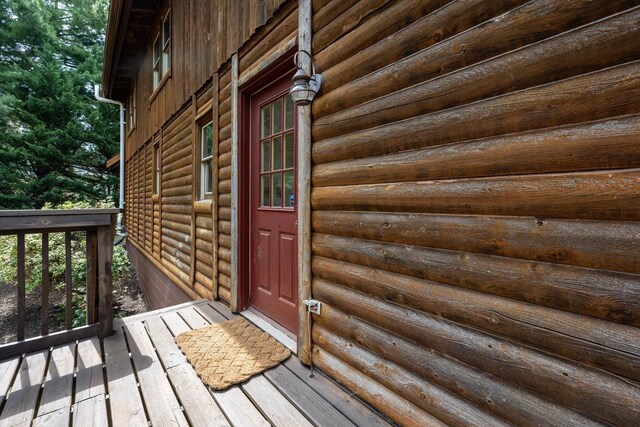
[0,0,118,209]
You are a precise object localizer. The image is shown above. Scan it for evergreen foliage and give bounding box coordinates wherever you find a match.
[0,0,118,209]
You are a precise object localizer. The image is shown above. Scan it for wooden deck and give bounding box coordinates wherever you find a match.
[0,299,391,427]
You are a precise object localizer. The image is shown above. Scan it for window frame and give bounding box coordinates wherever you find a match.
[258,93,296,210]
[150,5,171,100]
[199,121,214,200]
[127,83,136,134]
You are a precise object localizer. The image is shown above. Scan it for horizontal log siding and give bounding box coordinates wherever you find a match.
[160,106,193,289]
[216,68,232,305]
[144,143,153,252]
[127,148,145,245]
[309,1,640,426]
[193,81,216,299]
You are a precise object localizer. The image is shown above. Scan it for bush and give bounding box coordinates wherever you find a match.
[0,200,129,326]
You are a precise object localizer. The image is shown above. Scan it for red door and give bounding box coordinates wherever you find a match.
[248,75,297,333]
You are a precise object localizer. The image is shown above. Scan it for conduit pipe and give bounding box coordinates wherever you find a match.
[94,84,127,239]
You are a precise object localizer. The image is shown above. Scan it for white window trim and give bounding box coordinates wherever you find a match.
[200,122,213,200]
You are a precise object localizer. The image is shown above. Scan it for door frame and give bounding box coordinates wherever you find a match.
[237,49,297,315]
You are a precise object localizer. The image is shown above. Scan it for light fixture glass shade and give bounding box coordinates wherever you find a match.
[290,68,314,106]
[290,85,314,106]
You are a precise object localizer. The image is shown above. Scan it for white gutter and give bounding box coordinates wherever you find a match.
[94,84,126,236]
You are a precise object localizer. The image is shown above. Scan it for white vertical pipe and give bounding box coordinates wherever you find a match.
[94,84,126,233]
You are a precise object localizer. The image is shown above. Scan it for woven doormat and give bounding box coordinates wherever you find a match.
[175,317,290,390]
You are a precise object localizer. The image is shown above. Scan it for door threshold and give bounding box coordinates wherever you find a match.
[240,308,297,355]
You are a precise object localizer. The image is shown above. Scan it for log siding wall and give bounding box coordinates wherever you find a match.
[123,0,291,302]
[308,0,640,425]
[120,0,640,424]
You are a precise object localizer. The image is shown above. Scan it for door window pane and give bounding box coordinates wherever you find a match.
[284,132,294,169]
[272,173,282,207]
[258,94,296,209]
[261,140,270,172]
[285,95,294,130]
[284,171,294,208]
[272,135,282,171]
[273,98,282,134]
[261,175,270,206]
[261,106,271,138]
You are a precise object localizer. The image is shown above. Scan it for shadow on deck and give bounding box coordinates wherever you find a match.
[0,299,391,427]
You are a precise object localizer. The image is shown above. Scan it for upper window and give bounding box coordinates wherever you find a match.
[200,122,213,199]
[127,84,136,131]
[260,94,295,208]
[153,10,171,90]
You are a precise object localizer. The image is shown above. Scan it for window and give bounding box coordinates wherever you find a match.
[127,84,136,131]
[153,143,160,195]
[260,94,295,208]
[200,122,213,199]
[153,10,171,90]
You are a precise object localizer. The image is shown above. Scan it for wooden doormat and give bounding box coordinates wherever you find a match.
[175,317,291,390]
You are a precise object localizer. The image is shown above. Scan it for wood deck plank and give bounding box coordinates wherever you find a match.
[0,357,20,403]
[167,363,230,427]
[75,337,105,402]
[177,307,209,329]
[0,300,392,427]
[241,375,313,427]
[145,311,232,427]
[264,364,356,427]
[193,303,227,324]
[206,300,237,320]
[73,394,108,427]
[103,325,147,427]
[284,358,392,427]
[145,317,186,369]
[160,311,191,336]
[38,342,76,416]
[211,387,270,427]
[32,407,70,427]
[124,321,188,427]
[116,299,208,325]
[0,349,48,427]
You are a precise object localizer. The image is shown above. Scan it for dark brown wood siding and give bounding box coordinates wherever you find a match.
[216,66,232,305]
[123,0,292,302]
[124,0,289,158]
[309,0,640,425]
[120,0,640,424]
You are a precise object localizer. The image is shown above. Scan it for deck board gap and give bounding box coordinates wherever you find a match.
[145,315,230,426]
[119,325,153,426]
[99,337,113,427]
[31,347,52,423]
[123,320,188,426]
[261,365,355,427]
[0,355,23,416]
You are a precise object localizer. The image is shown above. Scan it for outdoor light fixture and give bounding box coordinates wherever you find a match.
[289,50,322,106]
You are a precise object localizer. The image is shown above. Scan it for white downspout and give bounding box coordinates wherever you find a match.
[94,84,127,237]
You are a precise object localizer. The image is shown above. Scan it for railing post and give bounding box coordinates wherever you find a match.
[17,233,25,341]
[97,214,116,338]
[41,233,50,336]
[86,229,98,324]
